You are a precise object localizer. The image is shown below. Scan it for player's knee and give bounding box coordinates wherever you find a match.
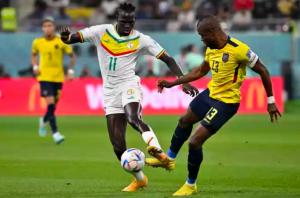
[178,115,190,128]
[188,138,202,150]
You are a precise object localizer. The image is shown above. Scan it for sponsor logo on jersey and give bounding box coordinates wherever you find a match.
[222,53,229,63]
[128,96,134,99]
[55,45,59,49]
[126,42,134,49]
[127,89,135,95]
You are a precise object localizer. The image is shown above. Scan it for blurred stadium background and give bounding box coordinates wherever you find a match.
[0,0,299,197]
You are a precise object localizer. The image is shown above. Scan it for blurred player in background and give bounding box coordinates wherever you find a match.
[31,17,76,144]
[59,2,198,192]
[147,15,281,196]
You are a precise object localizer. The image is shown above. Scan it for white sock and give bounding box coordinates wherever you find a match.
[142,130,161,149]
[131,171,145,181]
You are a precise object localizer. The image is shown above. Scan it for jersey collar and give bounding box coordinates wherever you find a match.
[217,36,230,49]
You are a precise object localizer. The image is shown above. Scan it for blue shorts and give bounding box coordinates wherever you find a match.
[39,81,63,100]
[189,89,239,134]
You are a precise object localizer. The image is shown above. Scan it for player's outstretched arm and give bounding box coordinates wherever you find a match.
[158,61,210,92]
[59,27,81,44]
[251,59,281,122]
[159,53,199,96]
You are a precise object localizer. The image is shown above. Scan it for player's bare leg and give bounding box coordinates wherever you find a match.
[106,114,148,192]
[124,102,169,163]
[146,107,200,170]
[41,95,64,144]
[173,124,211,196]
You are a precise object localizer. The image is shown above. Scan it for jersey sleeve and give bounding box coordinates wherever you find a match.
[62,43,73,54]
[140,35,166,59]
[77,25,105,45]
[204,48,210,62]
[32,39,38,54]
[235,43,259,68]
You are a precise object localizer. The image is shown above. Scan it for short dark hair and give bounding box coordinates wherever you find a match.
[42,16,54,25]
[117,2,136,13]
[197,15,216,27]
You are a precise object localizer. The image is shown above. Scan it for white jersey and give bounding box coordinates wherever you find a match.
[78,24,166,115]
[78,24,165,89]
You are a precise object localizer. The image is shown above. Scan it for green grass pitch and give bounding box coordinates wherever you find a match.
[0,115,299,198]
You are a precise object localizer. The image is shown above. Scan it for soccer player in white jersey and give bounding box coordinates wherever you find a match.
[59,2,198,192]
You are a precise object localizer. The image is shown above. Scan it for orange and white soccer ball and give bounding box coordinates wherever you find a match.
[121,148,145,172]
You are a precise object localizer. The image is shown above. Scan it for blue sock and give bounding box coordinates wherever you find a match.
[187,148,203,185]
[45,104,58,134]
[168,124,193,159]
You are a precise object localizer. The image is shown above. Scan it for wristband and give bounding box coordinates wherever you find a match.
[267,96,275,104]
[33,65,39,71]
[68,69,74,74]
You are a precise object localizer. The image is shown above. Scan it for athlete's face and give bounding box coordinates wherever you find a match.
[42,21,55,36]
[197,26,217,49]
[117,11,135,36]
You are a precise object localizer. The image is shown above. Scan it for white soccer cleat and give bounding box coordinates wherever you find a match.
[53,132,65,144]
[39,117,47,137]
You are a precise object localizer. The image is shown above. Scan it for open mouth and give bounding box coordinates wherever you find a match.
[124,29,131,34]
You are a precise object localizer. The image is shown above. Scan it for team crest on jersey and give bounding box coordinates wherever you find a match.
[126,42,134,49]
[222,53,229,63]
[54,45,59,49]
[127,89,135,95]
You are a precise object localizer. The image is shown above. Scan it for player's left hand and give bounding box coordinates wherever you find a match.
[267,103,281,122]
[66,72,74,82]
[182,83,199,97]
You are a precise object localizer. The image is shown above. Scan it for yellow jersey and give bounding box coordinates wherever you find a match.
[32,36,73,82]
[205,36,259,103]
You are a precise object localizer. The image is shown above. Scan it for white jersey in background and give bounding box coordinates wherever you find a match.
[78,24,166,115]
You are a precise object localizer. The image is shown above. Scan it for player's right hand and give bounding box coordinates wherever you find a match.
[33,67,40,76]
[157,79,173,93]
[59,26,71,40]
[267,103,281,122]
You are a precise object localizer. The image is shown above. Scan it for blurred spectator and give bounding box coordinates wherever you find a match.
[44,0,70,7]
[101,0,119,20]
[137,4,154,19]
[0,64,10,78]
[234,0,254,11]
[26,1,47,32]
[290,0,300,19]
[178,5,195,31]
[217,1,231,22]
[80,66,93,78]
[157,0,173,17]
[277,0,294,17]
[232,10,252,31]
[174,47,188,74]
[196,0,218,19]
[54,7,71,20]
[185,45,204,72]
[252,1,268,19]
[89,6,106,25]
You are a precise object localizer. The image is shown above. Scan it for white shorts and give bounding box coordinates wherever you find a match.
[104,78,142,115]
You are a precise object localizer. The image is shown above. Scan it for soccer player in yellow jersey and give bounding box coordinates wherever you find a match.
[146,15,282,196]
[31,17,76,144]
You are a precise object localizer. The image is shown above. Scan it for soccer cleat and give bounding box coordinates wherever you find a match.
[122,176,148,192]
[39,117,47,137]
[173,183,197,196]
[147,146,170,164]
[53,132,65,144]
[146,158,175,171]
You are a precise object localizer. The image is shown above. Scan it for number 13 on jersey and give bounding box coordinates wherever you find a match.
[109,57,117,71]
